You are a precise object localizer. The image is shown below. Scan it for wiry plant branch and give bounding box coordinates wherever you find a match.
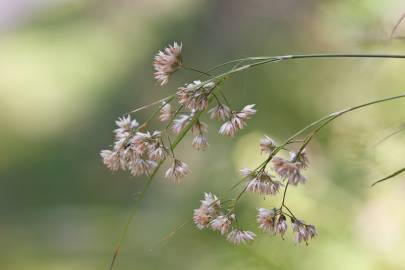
[371,167,405,187]
[372,124,405,148]
[391,12,405,38]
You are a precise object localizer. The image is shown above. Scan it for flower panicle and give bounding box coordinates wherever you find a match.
[102,42,322,248]
[153,42,182,86]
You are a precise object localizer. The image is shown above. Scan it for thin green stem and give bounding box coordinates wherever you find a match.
[199,54,405,90]
[281,182,289,206]
[371,124,405,148]
[218,89,231,107]
[230,93,405,212]
[391,12,405,38]
[164,105,184,130]
[282,204,296,219]
[132,53,405,115]
[130,95,174,114]
[183,66,212,76]
[371,167,405,186]
[294,93,405,157]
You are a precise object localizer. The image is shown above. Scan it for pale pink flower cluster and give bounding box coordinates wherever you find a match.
[241,135,310,191]
[165,159,190,183]
[159,102,172,122]
[257,208,287,235]
[193,193,255,245]
[291,218,317,244]
[219,104,257,137]
[260,135,276,154]
[191,120,208,150]
[102,43,260,185]
[189,136,313,245]
[272,150,308,185]
[193,193,222,229]
[153,42,182,86]
[100,115,192,183]
[100,115,162,175]
[208,104,231,121]
[226,229,256,245]
[256,208,288,239]
[177,80,215,111]
[229,136,315,244]
[157,58,257,151]
[170,114,191,134]
[243,170,283,196]
[101,42,321,247]
[256,208,316,243]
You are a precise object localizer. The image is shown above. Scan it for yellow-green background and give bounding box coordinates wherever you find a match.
[1,0,405,269]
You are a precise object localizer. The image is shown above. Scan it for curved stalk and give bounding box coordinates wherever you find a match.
[231,93,405,211]
[131,54,405,115]
[371,124,405,148]
[371,167,405,187]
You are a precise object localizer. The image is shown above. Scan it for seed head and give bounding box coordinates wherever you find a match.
[153,42,182,85]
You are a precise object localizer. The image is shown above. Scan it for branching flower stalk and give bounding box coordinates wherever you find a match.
[101,42,405,269]
[204,93,405,246]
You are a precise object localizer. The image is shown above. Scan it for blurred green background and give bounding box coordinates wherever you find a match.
[1,0,405,269]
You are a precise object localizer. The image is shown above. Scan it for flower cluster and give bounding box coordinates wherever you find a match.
[257,208,316,244]
[272,150,308,185]
[242,169,283,196]
[153,42,182,86]
[101,42,257,184]
[218,104,257,137]
[100,113,192,182]
[100,115,161,175]
[102,42,317,246]
[257,208,288,237]
[193,135,316,245]
[177,80,215,111]
[291,218,317,244]
[193,193,256,245]
[165,159,190,183]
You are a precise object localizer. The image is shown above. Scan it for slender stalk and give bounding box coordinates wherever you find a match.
[202,54,405,84]
[391,12,405,38]
[230,93,405,211]
[183,66,212,76]
[288,54,405,60]
[130,95,174,114]
[294,93,405,156]
[371,167,405,187]
[371,124,405,148]
[281,182,289,206]
[132,54,405,115]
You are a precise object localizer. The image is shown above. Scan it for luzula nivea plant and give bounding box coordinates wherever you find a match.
[101,42,405,267]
